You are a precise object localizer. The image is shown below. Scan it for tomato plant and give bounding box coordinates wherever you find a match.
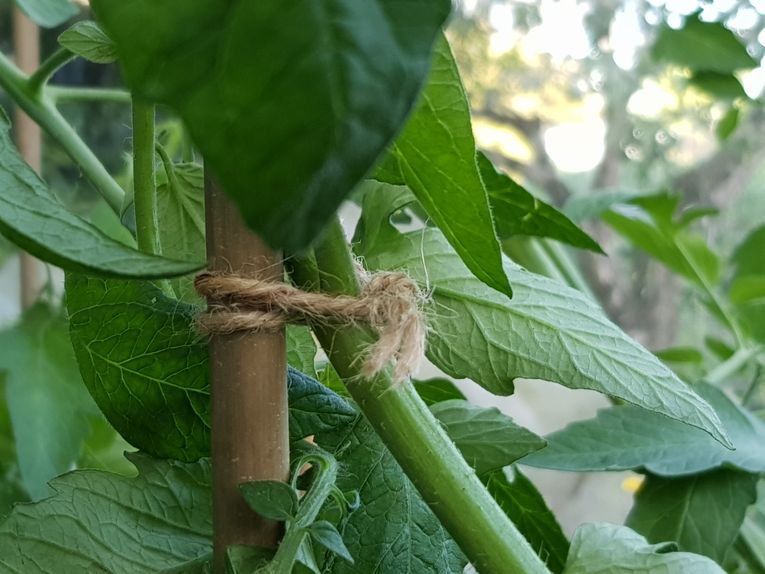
[0,1,761,573]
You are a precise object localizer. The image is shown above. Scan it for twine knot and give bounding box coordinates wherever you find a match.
[194,269,427,383]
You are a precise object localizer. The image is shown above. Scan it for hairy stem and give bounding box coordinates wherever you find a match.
[27,48,74,93]
[132,100,159,254]
[0,50,125,213]
[291,219,550,574]
[49,86,131,105]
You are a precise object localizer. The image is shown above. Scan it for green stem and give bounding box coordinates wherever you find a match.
[27,48,75,93]
[538,239,598,300]
[705,347,761,386]
[0,51,125,213]
[132,100,159,254]
[48,86,131,105]
[291,219,550,574]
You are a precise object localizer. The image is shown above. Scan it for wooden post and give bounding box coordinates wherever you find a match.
[204,176,289,573]
[12,7,43,309]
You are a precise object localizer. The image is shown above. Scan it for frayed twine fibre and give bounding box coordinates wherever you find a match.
[194,268,427,383]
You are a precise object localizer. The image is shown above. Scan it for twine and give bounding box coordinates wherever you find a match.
[194,269,427,383]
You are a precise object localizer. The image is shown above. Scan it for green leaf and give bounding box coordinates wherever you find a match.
[375,37,511,296]
[0,453,212,573]
[14,0,78,28]
[733,225,765,278]
[91,0,451,252]
[226,546,272,574]
[523,382,760,476]
[654,346,704,364]
[414,377,465,406]
[740,481,765,573]
[58,21,117,64]
[0,110,201,279]
[360,221,730,446]
[287,326,317,378]
[0,303,96,499]
[316,414,467,573]
[483,469,569,574]
[430,399,545,474]
[66,273,355,460]
[562,190,641,223]
[240,481,299,521]
[478,153,602,253]
[155,160,206,302]
[563,523,725,573]
[717,107,741,141]
[690,72,747,101]
[626,469,758,563]
[308,521,353,563]
[652,16,757,73]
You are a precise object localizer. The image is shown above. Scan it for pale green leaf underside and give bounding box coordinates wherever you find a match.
[523,382,761,476]
[58,20,117,64]
[0,111,201,279]
[563,523,724,573]
[364,228,729,446]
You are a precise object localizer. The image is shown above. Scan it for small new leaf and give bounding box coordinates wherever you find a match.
[240,481,299,521]
[308,521,354,563]
[58,20,117,64]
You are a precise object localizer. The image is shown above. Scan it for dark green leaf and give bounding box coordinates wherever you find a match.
[308,521,353,563]
[239,480,298,521]
[58,20,117,64]
[690,72,747,101]
[66,273,354,460]
[733,225,765,278]
[414,377,465,406]
[563,523,725,573]
[0,110,201,279]
[14,0,78,28]
[626,469,758,563]
[706,336,735,361]
[375,37,511,296]
[359,216,730,445]
[0,453,212,573]
[717,107,741,141]
[523,382,759,476]
[478,153,602,253]
[316,414,467,573]
[652,16,756,73]
[562,190,641,223]
[431,399,545,474]
[92,0,451,252]
[0,303,96,499]
[483,469,569,573]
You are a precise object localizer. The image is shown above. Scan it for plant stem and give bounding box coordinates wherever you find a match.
[204,177,289,574]
[705,346,761,386]
[0,50,125,213]
[538,239,597,300]
[132,100,159,254]
[27,48,74,93]
[291,219,550,574]
[48,86,131,105]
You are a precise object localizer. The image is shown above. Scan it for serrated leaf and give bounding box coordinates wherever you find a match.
[375,37,511,296]
[563,523,725,573]
[0,110,201,279]
[414,377,465,406]
[483,469,569,574]
[66,274,354,460]
[652,16,756,73]
[626,469,758,563]
[58,20,117,64]
[430,399,545,474]
[14,0,78,28]
[523,382,759,476]
[478,153,602,253]
[91,0,451,252]
[0,303,96,499]
[308,521,353,563]
[240,481,298,521]
[0,453,212,573]
[316,414,467,573]
[360,222,730,446]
